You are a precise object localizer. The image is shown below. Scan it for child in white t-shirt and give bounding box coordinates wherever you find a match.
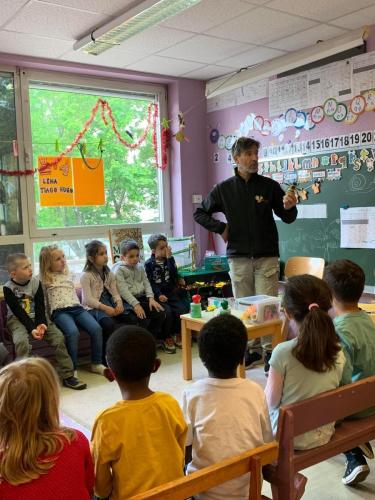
[182,314,272,500]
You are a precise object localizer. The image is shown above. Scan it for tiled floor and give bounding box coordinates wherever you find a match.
[61,345,375,499]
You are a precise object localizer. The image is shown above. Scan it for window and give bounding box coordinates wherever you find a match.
[28,80,166,231]
[0,72,23,236]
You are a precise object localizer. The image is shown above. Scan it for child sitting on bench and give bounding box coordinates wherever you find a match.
[265,274,346,450]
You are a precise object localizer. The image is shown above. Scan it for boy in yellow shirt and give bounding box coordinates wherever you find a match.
[91,326,187,499]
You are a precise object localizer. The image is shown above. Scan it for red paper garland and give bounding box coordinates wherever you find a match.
[0,98,162,176]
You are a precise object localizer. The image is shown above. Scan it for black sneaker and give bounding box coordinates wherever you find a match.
[342,456,370,485]
[244,350,263,369]
[359,442,374,459]
[63,376,87,390]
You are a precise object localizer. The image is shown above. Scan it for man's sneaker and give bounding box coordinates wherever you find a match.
[359,442,374,459]
[63,376,87,390]
[244,350,263,369]
[342,456,370,485]
[173,334,182,349]
[161,337,176,354]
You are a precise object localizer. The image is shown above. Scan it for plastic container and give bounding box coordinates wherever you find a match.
[235,295,281,322]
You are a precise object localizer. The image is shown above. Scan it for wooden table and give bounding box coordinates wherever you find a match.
[181,312,283,380]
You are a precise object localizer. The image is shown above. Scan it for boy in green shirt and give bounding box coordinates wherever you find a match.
[324,259,375,486]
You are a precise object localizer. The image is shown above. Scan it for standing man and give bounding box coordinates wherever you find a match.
[194,137,297,370]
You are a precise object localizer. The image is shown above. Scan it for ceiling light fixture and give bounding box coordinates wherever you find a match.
[73,0,202,56]
[206,27,370,98]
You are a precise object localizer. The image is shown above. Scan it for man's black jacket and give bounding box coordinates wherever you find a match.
[194,169,297,258]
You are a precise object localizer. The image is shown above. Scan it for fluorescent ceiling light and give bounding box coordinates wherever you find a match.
[74,0,202,55]
[206,27,370,98]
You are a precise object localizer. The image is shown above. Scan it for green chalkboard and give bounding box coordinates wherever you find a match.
[268,151,375,287]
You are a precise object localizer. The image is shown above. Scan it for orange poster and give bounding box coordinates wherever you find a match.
[38,157,74,207]
[38,156,105,207]
[72,157,105,206]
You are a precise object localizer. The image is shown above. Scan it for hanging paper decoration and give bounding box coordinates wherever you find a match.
[344,109,358,125]
[285,108,298,126]
[323,98,338,117]
[210,128,220,143]
[261,119,272,136]
[174,111,188,142]
[350,95,366,115]
[364,90,375,111]
[333,103,347,122]
[311,106,325,124]
[253,115,264,131]
[161,121,170,171]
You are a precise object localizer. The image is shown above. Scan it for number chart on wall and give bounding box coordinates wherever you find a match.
[259,147,375,286]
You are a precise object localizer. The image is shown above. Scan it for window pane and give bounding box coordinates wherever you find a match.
[29,84,161,230]
[0,73,23,235]
[0,244,24,284]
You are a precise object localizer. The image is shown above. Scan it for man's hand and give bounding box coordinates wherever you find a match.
[134,304,146,319]
[165,245,172,258]
[159,295,168,303]
[283,193,297,210]
[221,225,229,242]
[149,298,164,312]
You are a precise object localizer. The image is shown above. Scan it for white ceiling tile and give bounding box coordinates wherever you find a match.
[266,24,347,51]
[40,1,135,15]
[4,2,106,40]
[0,0,29,27]
[205,7,317,44]
[158,35,253,64]
[0,29,72,58]
[126,55,205,77]
[218,46,286,69]
[59,47,149,68]
[267,0,375,22]
[113,26,194,54]
[331,4,375,30]
[160,0,253,33]
[181,64,234,80]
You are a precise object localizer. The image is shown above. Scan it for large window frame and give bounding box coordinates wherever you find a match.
[20,70,171,245]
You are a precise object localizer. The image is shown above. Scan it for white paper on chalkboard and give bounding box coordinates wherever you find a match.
[274,204,327,221]
[340,207,375,249]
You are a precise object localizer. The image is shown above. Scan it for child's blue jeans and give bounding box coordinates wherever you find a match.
[52,306,102,368]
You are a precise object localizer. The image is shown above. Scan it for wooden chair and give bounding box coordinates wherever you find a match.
[129,442,278,500]
[263,375,375,500]
[284,256,325,279]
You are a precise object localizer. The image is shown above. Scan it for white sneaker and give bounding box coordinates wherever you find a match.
[73,370,78,378]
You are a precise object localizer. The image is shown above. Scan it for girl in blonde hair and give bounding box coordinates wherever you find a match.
[39,245,110,379]
[0,357,94,499]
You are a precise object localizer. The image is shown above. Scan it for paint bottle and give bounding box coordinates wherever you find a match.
[190,294,202,318]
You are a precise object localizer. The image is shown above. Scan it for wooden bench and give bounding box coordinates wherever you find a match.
[263,375,375,500]
[129,442,278,500]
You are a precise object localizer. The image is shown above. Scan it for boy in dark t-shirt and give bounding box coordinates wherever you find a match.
[4,253,86,390]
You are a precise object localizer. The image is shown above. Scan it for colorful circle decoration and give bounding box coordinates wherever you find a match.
[294,110,306,129]
[333,103,348,122]
[285,108,298,125]
[344,109,358,125]
[210,128,220,144]
[350,95,366,115]
[304,112,316,130]
[311,105,325,124]
[323,98,338,117]
[261,119,271,136]
[225,135,236,150]
[364,90,375,111]
[217,135,226,149]
[253,115,264,132]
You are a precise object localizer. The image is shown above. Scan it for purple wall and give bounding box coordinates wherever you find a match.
[205,26,375,256]
[0,52,208,257]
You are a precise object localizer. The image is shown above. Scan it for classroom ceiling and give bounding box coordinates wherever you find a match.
[1,0,375,80]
